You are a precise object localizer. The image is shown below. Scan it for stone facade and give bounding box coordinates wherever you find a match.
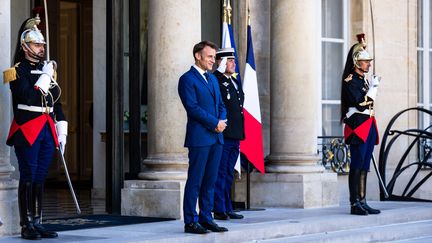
[0,0,427,229]
[0,0,19,235]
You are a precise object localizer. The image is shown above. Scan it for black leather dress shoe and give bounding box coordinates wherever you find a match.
[184,222,209,234]
[213,212,229,220]
[227,211,244,219]
[200,220,228,232]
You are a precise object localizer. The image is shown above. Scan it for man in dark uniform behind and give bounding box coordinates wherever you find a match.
[3,17,67,239]
[213,48,245,220]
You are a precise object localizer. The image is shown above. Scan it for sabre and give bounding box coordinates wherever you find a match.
[59,145,82,214]
[371,154,389,198]
[368,0,387,198]
[369,0,375,75]
[43,0,50,61]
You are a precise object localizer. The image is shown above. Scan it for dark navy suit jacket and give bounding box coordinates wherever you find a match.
[178,66,227,147]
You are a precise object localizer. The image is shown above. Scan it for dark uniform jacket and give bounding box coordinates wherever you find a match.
[4,59,65,147]
[214,70,245,140]
[342,72,379,145]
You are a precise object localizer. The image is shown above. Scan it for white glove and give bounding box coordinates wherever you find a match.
[366,76,381,100]
[370,75,381,87]
[217,57,228,73]
[34,61,56,94]
[42,61,55,77]
[56,121,68,150]
[34,75,51,94]
[58,134,67,152]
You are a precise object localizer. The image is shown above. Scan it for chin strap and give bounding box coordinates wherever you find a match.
[22,43,44,62]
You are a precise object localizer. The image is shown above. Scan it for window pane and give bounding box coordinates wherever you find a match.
[418,109,424,129]
[322,0,343,38]
[418,50,423,103]
[430,51,432,104]
[418,0,423,47]
[429,0,432,48]
[322,104,343,136]
[322,42,343,100]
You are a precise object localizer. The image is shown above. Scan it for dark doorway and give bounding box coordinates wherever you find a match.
[30,0,96,217]
[35,0,94,188]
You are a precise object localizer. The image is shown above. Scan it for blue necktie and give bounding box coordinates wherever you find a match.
[203,72,209,82]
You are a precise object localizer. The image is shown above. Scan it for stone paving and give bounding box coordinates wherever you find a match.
[0,201,431,242]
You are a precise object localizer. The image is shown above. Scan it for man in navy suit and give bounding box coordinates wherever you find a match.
[178,41,228,234]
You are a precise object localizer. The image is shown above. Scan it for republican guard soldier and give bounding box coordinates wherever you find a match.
[341,33,381,216]
[3,17,67,239]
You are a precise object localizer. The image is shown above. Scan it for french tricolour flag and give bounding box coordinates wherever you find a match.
[240,24,265,174]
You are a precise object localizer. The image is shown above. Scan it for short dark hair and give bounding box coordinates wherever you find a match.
[193,41,218,60]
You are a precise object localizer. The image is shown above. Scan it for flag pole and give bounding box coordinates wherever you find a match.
[246,6,251,210]
[243,6,264,212]
[223,0,227,23]
[246,160,250,209]
[227,0,232,25]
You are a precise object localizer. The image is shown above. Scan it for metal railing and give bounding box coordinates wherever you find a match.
[378,107,432,202]
[318,136,351,174]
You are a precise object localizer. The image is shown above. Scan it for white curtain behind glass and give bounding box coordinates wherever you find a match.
[321,0,347,136]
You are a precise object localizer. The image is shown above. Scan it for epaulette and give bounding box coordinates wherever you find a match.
[344,74,353,82]
[3,63,20,84]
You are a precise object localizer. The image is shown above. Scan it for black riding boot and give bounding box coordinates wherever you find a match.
[359,171,380,214]
[33,183,58,238]
[18,181,41,240]
[349,169,368,215]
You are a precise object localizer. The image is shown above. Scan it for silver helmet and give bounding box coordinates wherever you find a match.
[20,26,46,45]
[19,16,46,61]
[352,33,373,68]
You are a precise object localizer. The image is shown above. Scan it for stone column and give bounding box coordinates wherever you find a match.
[121,0,201,219]
[0,1,20,235]
[248,0,338,208]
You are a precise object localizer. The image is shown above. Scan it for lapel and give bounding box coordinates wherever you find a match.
[190,67,215,97]
[231,75,244,90]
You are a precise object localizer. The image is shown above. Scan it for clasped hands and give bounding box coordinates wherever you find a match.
[214,119,227,133]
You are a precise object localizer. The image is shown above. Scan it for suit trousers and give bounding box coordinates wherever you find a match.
[183,143,223,224]
[349,122,377,171]
[213,138,239,213]
[15,123,56,183]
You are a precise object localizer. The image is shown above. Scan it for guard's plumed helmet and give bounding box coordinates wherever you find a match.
[352,33,373,68]
[20,16,45,45]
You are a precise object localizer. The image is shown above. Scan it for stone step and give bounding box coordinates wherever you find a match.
[251,219,432,242]
[391,236,432,242]
[119,202,432,243]
[2,201,431,243]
